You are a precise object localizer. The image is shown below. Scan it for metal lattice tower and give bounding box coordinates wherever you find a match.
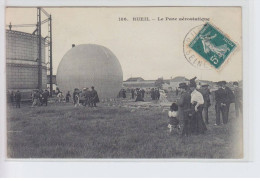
[36,7,53,96]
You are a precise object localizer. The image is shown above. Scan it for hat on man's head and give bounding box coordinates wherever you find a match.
[221,81,227,85]
[233,81,238,86]
[178,82,187,89]
[189,76,197,88]
[170,103,178,111]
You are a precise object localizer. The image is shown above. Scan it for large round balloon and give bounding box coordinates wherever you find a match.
[56,44,123,99]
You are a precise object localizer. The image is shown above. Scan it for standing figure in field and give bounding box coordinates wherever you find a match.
[73,88,79,105]
[122,89,126,99]
[84,88,91,107]
[159,90,169,103]
[14,90,21,108]
[10,91,15,107]
[31,90,41,107]
[151,88,155,100]
[215,81,229,125]
[73,89,80,107]
[141,89,145,99]
[175,88,179,96]
[221,81,235,122]
[131,89,135,99]
[199,83,211,124]
[189,78,207,135]
[233,81,243,118]
[135,88,144,102]
[82,88,87,106]
[57,92,63,103]
[155,88,160,100]
[42,89,49,106]
[90,86,99,107]
[66,91,71,103]
[177,82,191,137]
[38,90,43,105]
[168,102,180,133]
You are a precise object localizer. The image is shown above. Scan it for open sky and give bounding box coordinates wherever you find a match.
[5,7,242,81]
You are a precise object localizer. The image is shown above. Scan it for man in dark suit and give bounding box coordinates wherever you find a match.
[131,89,135,99]
[122,89,126,99]
[177,82,192,136]
[90,86,99,107]
[135,88,144,102]
[233,81,242,118]
[155,88,160,100]
[215,81,229,125]
[151,88,155,100]
[141,89,145,99]
[42,90,49,106]
[221,81,235,121]
[14,90,21,108]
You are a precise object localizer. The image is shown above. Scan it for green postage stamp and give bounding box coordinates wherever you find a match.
[189,23,237,69]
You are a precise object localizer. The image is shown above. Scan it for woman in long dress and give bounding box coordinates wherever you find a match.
[189,79,207,134]
[159,89,169,103]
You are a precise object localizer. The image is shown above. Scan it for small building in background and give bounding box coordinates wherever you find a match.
[123,77,155,89]
[162,76,189,91]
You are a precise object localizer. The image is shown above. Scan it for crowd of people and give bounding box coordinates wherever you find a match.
[167,77,242,136]
[7,90,22,108]
[150,88,161,100]
[7,78,242,135]
[70,86,100,107]
[118,88,146,101]
[31,89,50,107]
[7,86,100,108]
[119,87,162,102]
[7,89,50,108]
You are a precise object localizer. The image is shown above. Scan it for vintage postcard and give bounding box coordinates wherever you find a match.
[5,7,243,159]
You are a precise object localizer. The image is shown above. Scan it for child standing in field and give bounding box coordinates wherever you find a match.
[168,103,181,133]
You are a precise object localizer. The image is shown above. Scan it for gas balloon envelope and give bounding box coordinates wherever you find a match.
[56,44,123,99]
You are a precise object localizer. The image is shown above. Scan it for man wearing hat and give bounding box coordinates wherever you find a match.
[135,88,144,102]
[189,78,207,134]
[82,88,91,107]
[177,82,192,136]
[199,83,211,124]
[90,86,99,107]
[14,90,22,108]
[215,81,229,125]
[233,81,242,118]
[221,81,235,121]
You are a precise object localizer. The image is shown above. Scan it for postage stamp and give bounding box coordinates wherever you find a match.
[189,23,237,69]
[183,24,211,70]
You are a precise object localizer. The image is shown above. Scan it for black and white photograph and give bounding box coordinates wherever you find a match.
[5,6,243,159]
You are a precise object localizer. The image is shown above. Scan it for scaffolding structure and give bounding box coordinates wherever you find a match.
[6,7,53,96]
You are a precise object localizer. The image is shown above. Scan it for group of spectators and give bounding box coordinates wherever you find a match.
[150,88,161,100]
[119,88,162,102]
[167,77,242,136]
[7,86,100,108]
[7,89,50,108]
[68,86,100,107]
[7,90,22,108]
[31,89,50,107]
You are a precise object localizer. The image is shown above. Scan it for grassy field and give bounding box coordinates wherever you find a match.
[7,95,243,159]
